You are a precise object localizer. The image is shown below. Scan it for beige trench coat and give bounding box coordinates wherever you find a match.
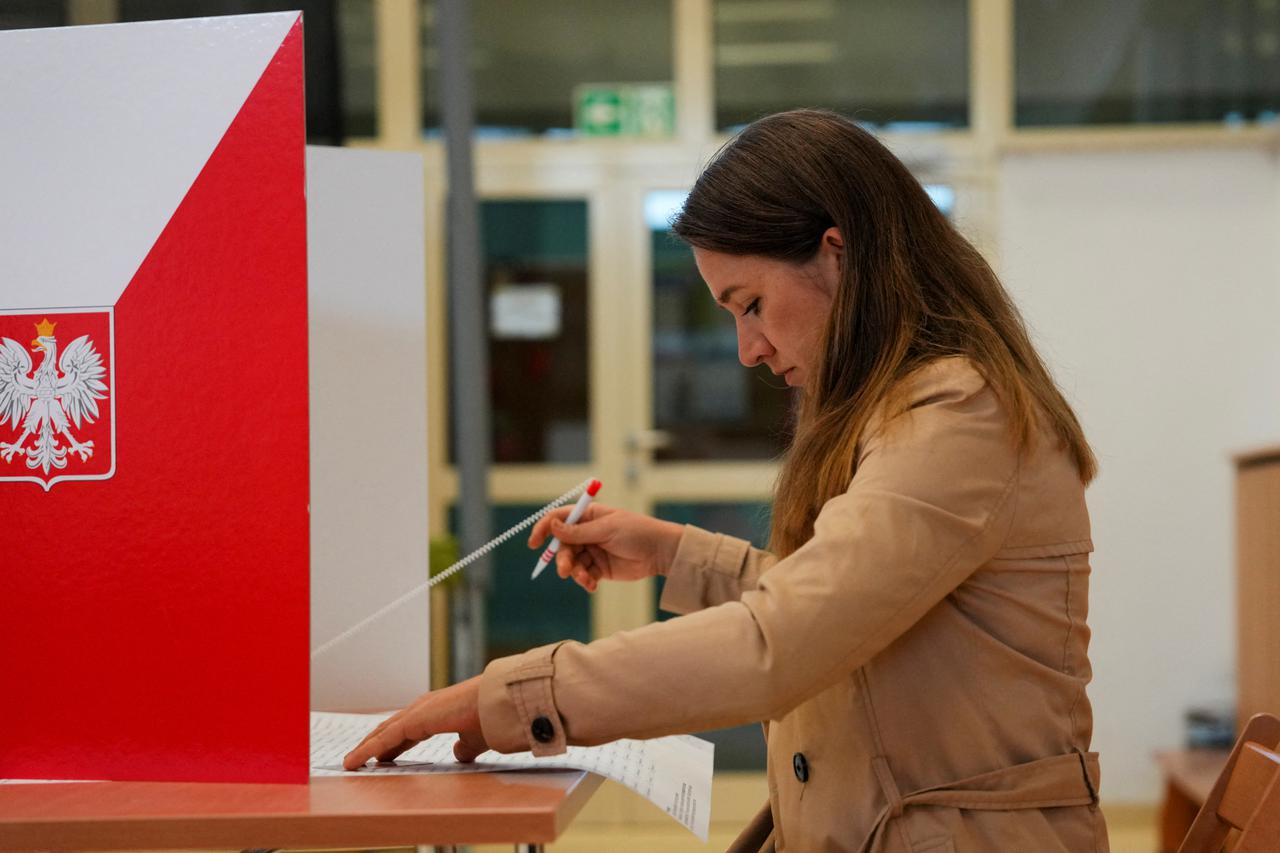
[479,357,1108,852]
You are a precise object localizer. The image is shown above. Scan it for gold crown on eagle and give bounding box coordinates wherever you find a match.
[34,318,56,337]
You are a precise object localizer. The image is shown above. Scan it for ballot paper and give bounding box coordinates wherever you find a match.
[310,711,714,841]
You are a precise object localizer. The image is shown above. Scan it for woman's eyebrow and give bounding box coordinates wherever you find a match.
[716,284,744,304]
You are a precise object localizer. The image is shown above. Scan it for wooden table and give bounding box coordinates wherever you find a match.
[1156,749,1230,853]
[0,770,602,852]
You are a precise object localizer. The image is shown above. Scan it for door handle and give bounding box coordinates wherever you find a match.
[626,429,674,453]
[624,429,674,486]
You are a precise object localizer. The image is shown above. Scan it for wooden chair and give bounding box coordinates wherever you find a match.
[1177,713,1280,852]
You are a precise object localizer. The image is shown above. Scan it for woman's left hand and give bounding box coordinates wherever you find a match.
[342,676,489,770]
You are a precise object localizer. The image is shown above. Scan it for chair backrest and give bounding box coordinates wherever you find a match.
[1177,713,1280,853]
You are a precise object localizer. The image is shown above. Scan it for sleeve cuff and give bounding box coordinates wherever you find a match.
[659,524,753,615]
[479,641,569,756]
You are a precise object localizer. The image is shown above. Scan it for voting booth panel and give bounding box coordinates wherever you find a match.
[307,145,431,712]
[0,13,310,784]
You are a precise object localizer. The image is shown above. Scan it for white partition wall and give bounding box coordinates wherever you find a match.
[308,146,431,710]
[999,147,1280,800]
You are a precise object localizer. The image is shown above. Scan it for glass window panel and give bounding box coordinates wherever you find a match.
[649,191,792,463]
[654,501,772,771]
[1016,0,1280,126]
[337,0,377,137]
[118,0,374,143]
[923,184,956,219]
[449,199,590,464]
[0,1,66,30]
[653,501,772,624]
[421,0,673,137]
[449,503,592,665]
[714,0,969,132]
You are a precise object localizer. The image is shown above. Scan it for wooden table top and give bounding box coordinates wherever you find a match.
[0,770,602,851]
[1155,749,1231,805]
[1233,444,1280,466]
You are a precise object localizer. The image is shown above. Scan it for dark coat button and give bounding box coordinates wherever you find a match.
[531,715,555,744]
[792,752,809,783]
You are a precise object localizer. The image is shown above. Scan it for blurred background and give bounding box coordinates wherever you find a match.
[5,1,1278,849]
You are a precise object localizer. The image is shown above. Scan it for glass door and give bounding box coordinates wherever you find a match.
[441,197,596,668]
[632,188,788,773]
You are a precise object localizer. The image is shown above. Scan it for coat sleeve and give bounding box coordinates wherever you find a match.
[478,363,1021,755]
[657,525,779,615]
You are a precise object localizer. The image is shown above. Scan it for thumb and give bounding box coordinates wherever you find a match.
[454,730,488,763]
[551,516,611,546]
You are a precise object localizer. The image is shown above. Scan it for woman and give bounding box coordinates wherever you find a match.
[344,110,1107,852]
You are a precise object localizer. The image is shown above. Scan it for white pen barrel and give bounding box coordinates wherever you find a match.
[564,492,592,524]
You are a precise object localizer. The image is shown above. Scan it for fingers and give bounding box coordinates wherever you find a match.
[528,506,573,547]
[573,565,597,593]
[530,503,606,546]
[548,515,610,546]
[376,738,415,764]
[344,718,408,770]
[360,715,395,744]
[529,503,616,553]
[586,544,610,574]
[453,730,489,763]
[345,678,486,771]
[553,544,602,592]
[555,544,575,579]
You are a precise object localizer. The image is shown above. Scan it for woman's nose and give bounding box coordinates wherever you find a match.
[737,327,774,368]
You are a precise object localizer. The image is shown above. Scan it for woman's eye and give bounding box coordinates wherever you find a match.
[743,298,760,317]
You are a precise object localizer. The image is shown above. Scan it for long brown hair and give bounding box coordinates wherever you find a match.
[672,110,1096,557]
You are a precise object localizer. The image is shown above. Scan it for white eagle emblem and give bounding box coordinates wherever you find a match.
[0,318,109,475]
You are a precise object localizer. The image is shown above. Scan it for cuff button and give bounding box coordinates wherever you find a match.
[531,715,555,744]
[792,752,809,783]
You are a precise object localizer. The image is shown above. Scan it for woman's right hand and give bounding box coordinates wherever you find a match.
[528,503,683,593]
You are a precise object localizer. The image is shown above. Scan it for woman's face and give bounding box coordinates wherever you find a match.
[694,228,842,389]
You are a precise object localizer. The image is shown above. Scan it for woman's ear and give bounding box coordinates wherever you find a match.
[821,227,844,254]
[815,227,844,295]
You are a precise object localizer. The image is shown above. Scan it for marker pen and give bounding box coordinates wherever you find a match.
[531,479,602,580]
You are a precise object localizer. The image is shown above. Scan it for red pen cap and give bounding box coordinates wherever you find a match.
[587,479,603,497]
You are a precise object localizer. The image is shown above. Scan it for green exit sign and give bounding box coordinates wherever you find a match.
[574,84,675,138]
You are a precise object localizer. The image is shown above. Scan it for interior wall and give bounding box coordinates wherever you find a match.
[998,145,1280,801]
[308,146,430,711]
